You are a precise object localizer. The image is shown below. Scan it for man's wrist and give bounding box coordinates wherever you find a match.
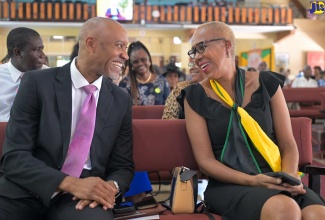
[113,181,121,198]
[58,176,76,192]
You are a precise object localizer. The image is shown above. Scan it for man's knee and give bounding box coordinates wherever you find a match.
[0,196,45,220]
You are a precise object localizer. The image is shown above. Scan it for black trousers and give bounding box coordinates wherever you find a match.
[0,193,114,220]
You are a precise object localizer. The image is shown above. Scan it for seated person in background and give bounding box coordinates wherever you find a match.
[0,27,48,122]
[279,67,291,87]
[119,41,169,106]
[291,65,317,88]
[313,66,322,81]
[318,71,325,87]
[162,63,183,92]
[162,62,205,119]
[0,17,134,220]
[257,61,268,71]
[289,65,318,109]
[247,67,257,71]
[178,21,325,220]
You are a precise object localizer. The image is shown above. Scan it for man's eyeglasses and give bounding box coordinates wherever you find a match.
[187,38,225,59]
[131,57,149,65]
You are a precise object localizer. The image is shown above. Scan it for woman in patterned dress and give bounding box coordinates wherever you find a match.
[119,41,169,106]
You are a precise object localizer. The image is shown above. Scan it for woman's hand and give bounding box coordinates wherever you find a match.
[251,173,306,196]
[281,172,306,196]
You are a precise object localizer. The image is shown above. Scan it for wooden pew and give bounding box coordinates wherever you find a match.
[132,117,324,219]
[282,87,325,119]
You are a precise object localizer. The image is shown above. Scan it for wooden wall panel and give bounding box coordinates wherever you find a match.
[46,2,52,20]
[26,2,31,20]
[201,6,206,22]
[173,5,179,22]
[214,7,219,21]
[54,2,60,20]
[166,6,172,22]
[159,6,165,22]
[221,7,226,23]
[39,2,45,20]
[146,5,152,22]
[193,6,199,23]
[10,2,16,20]
[186,6,192,22]
[241,8,246,23]
[83,3,88,20]
[228,7,233,23]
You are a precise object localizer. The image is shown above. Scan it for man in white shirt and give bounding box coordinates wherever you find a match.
[289,65,318,110]
[291,65,318,88]
[0,27,47,122]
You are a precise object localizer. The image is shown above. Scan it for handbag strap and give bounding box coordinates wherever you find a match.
[196,201,215,220]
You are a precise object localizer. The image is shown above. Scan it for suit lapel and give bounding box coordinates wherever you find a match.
[54,63,73,163]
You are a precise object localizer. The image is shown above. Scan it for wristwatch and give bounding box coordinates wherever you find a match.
[113,181,121,198]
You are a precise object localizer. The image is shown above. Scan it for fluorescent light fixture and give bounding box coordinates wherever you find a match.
[53,35,64,39]
[173,36,182,44]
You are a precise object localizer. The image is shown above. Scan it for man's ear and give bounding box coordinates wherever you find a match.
[13,47,22,58]
[85,36,95,54]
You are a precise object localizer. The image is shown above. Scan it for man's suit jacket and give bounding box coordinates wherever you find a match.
[0,62,134,206]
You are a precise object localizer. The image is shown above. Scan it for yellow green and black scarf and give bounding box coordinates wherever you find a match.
[210,68,281,173]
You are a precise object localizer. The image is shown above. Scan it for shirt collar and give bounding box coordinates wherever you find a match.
[70,57,102,91]
[8,59,24,83]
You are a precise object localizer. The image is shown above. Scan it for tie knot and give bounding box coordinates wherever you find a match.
[232,103,238,111]
[83,85,97,94]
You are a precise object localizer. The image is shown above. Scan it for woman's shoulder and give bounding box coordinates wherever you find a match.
[259,71,285,85]
[244,69,285,99]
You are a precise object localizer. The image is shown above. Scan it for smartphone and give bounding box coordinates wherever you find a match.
[113,201,136,215]
[264,172,301,186]
[135,196,158,210]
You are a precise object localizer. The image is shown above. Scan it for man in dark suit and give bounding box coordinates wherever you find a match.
[0,17,134,220]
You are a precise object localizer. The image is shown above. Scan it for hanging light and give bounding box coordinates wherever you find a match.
[173,36,182,44]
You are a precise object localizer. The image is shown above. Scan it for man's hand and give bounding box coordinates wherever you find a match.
[58,176,118,210]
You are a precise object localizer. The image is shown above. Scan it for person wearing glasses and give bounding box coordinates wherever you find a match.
[177,21,325,220]
[162,62,205,119]
[119,41,169,106]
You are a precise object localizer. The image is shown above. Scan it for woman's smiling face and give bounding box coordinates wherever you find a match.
[130,49,151,76]
[190,27,228,80]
